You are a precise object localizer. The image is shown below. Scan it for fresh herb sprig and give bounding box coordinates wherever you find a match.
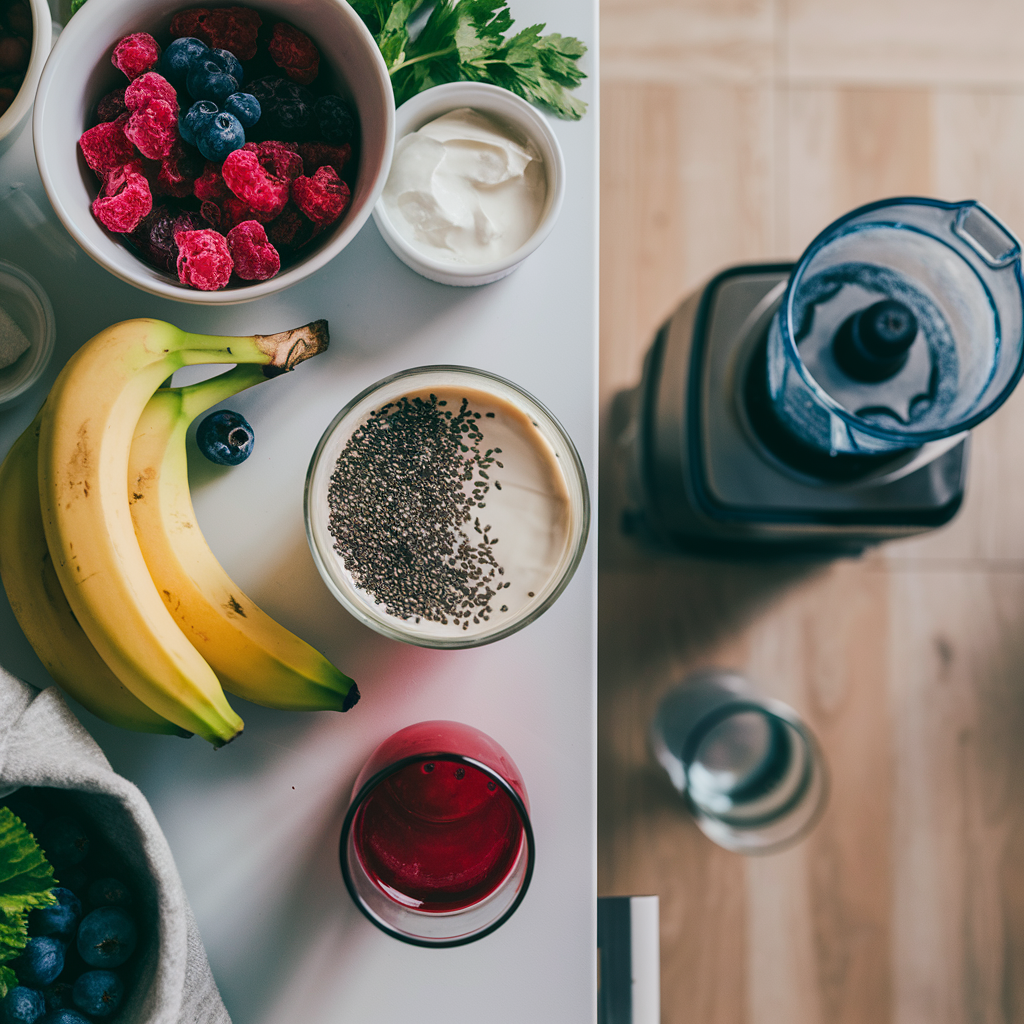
[352,0,588,119]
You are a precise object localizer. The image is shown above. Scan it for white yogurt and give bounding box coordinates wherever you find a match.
[381,108,547,265]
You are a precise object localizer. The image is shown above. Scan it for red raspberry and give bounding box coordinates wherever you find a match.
[172,211,204,244]
[193,161,230,202]
[94,89,127,125]
[125,99,178,160]
[222,149,290,217]
[267,205,316,251]
[155,139,204,198]
[199,200,223,230]
[297,142,352,179]
[92,162,153,233]
[292,165,349,226]
[243,141,303,181]
[78,114,135,175]
[169,7,262,61]
[124,72,177,110]
[176,229,234,290]
[111,33,161,80]
[268,23,319,85]
[227,221,281,281]
[223,194,274,229]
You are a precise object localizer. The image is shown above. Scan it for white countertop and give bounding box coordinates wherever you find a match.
[0,0,598,1018]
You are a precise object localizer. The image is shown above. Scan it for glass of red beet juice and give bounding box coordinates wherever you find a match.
[339,721,534,946]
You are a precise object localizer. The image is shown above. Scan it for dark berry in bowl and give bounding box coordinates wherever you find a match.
[314,95,355,145]
[223,91,260,128]
[179,98,218,146]
[12,937,64,988]
[28,888,82,945]
[86,877,132,910]
[248,76,312,140]
[197,410,255,466]
[158,35,208,87]
[196,111,245,161]
[76,908,137,969]
[2,985,45,1024]
[37,819,89,870]
[37,1011,90,1024]
[71,972,123,1019]
[186,58,238,103]
[42,982,73,1012]
[209,47,243,85]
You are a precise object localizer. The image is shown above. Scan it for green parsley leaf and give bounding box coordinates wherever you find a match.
[363,0,588,120]
[0,807,57,991]
[0,965,16,1000]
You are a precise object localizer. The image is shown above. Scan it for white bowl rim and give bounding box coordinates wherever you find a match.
[0,0,52,142]
[0,258,56,405]
[31,0,396,305]
[372,81,566,283]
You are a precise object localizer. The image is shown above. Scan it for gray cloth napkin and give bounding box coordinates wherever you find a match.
[0,666,231,1024]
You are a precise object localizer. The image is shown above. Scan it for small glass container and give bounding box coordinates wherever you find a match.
[305,365,590,648]
[0,260,56,408]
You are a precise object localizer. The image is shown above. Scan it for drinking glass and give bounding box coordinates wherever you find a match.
[650,670,827,853]
[339,721,534,946]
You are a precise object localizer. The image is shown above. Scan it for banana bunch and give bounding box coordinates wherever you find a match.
[0,318,358,746]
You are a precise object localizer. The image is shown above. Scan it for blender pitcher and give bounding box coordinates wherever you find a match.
[767,198,1024,455]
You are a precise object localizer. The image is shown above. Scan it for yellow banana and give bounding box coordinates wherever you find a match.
[37,318,329,745]
[129,366,359,712]
[0,413,189,736]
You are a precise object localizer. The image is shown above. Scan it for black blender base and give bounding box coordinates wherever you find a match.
[620,264,968,557]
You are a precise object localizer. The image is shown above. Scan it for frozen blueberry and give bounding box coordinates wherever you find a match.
[197,410,255,466]
[86,878,131,911]
[158,36,208,87]
[314,95,355,145]
[186,58,239,103]
[11,937,64,988]
[28,889,81,945]
[76,908,136,969]
[248,76,312,140]
[209,47,243,85]
[196,111,245,161]
[37,818,89,870]
[2,986,45,1024]
[70,972,122,1020]
[223,92,260,129]
[179,98,218,146]
[37,1012,89,1024]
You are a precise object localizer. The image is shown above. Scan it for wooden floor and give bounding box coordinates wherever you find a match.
[597,2,1024,1022]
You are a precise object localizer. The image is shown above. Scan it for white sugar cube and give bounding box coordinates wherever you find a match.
[0,306,29,370]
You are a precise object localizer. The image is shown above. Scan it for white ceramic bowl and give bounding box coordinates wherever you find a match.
[0,0,52,156]
[0,259,56,408]
[32,0,395,304]
[372,82,566,287]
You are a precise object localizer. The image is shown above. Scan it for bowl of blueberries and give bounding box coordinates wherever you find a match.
[32,0,395,302]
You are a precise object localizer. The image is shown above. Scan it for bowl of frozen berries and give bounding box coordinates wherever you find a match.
[32,0,394,302]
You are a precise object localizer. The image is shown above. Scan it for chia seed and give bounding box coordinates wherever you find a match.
[327,393,507,625]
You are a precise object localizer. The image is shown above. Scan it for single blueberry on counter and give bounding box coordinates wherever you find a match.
[28,889,81,945]
[197,410,255,466]
[223,92,260,129]
[11,937,64,988]
[179,99,218,147]
[76,908,136,969]
[71,972,123,1019]
[159,36,208,87]
[2,986,45,1024]
[196,112,245,161]
[37,818,89,870]
[187,59,239,104]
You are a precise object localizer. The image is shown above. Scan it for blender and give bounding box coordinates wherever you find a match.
[618,198,1024,555]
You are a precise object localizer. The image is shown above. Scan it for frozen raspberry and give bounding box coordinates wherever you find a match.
[297,142,352,179]
[129,204,178,271]
[169,7,262,62]
[223,194,273,229]
[94,89,127,125]
[267,205,315,251]
[222,148,290,217]
[172,211,204,244]
[176,229,233,290]
[227,221,280,281]
[111,33,161,80]
[155,139,204,198]
[291,165,349,226]
[243,141,302,181]
[268,23,319,85]
[199,199,223,230]
[78,114,135,175]
[193,161,230,201]
[125,99,179,159]
[124,71,177,110]
[92,163,153,233]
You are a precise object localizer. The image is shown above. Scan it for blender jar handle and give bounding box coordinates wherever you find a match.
[954,203,1020,268]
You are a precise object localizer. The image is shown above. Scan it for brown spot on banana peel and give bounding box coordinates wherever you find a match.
[226,595,246,617]
[254,320,329,375]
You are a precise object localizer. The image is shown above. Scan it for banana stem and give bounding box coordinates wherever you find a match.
[175,365,268,423]
[178,320,329,375]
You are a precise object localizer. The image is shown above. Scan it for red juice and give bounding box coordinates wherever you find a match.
[352,758,525,913]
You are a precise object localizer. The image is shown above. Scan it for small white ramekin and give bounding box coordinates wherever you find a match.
[372,82,566,287]
[32,0,395,305]
[0,260,56,408]
[0,0,52,157]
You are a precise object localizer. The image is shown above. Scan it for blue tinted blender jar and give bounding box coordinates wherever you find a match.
[767,198,1024,456]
